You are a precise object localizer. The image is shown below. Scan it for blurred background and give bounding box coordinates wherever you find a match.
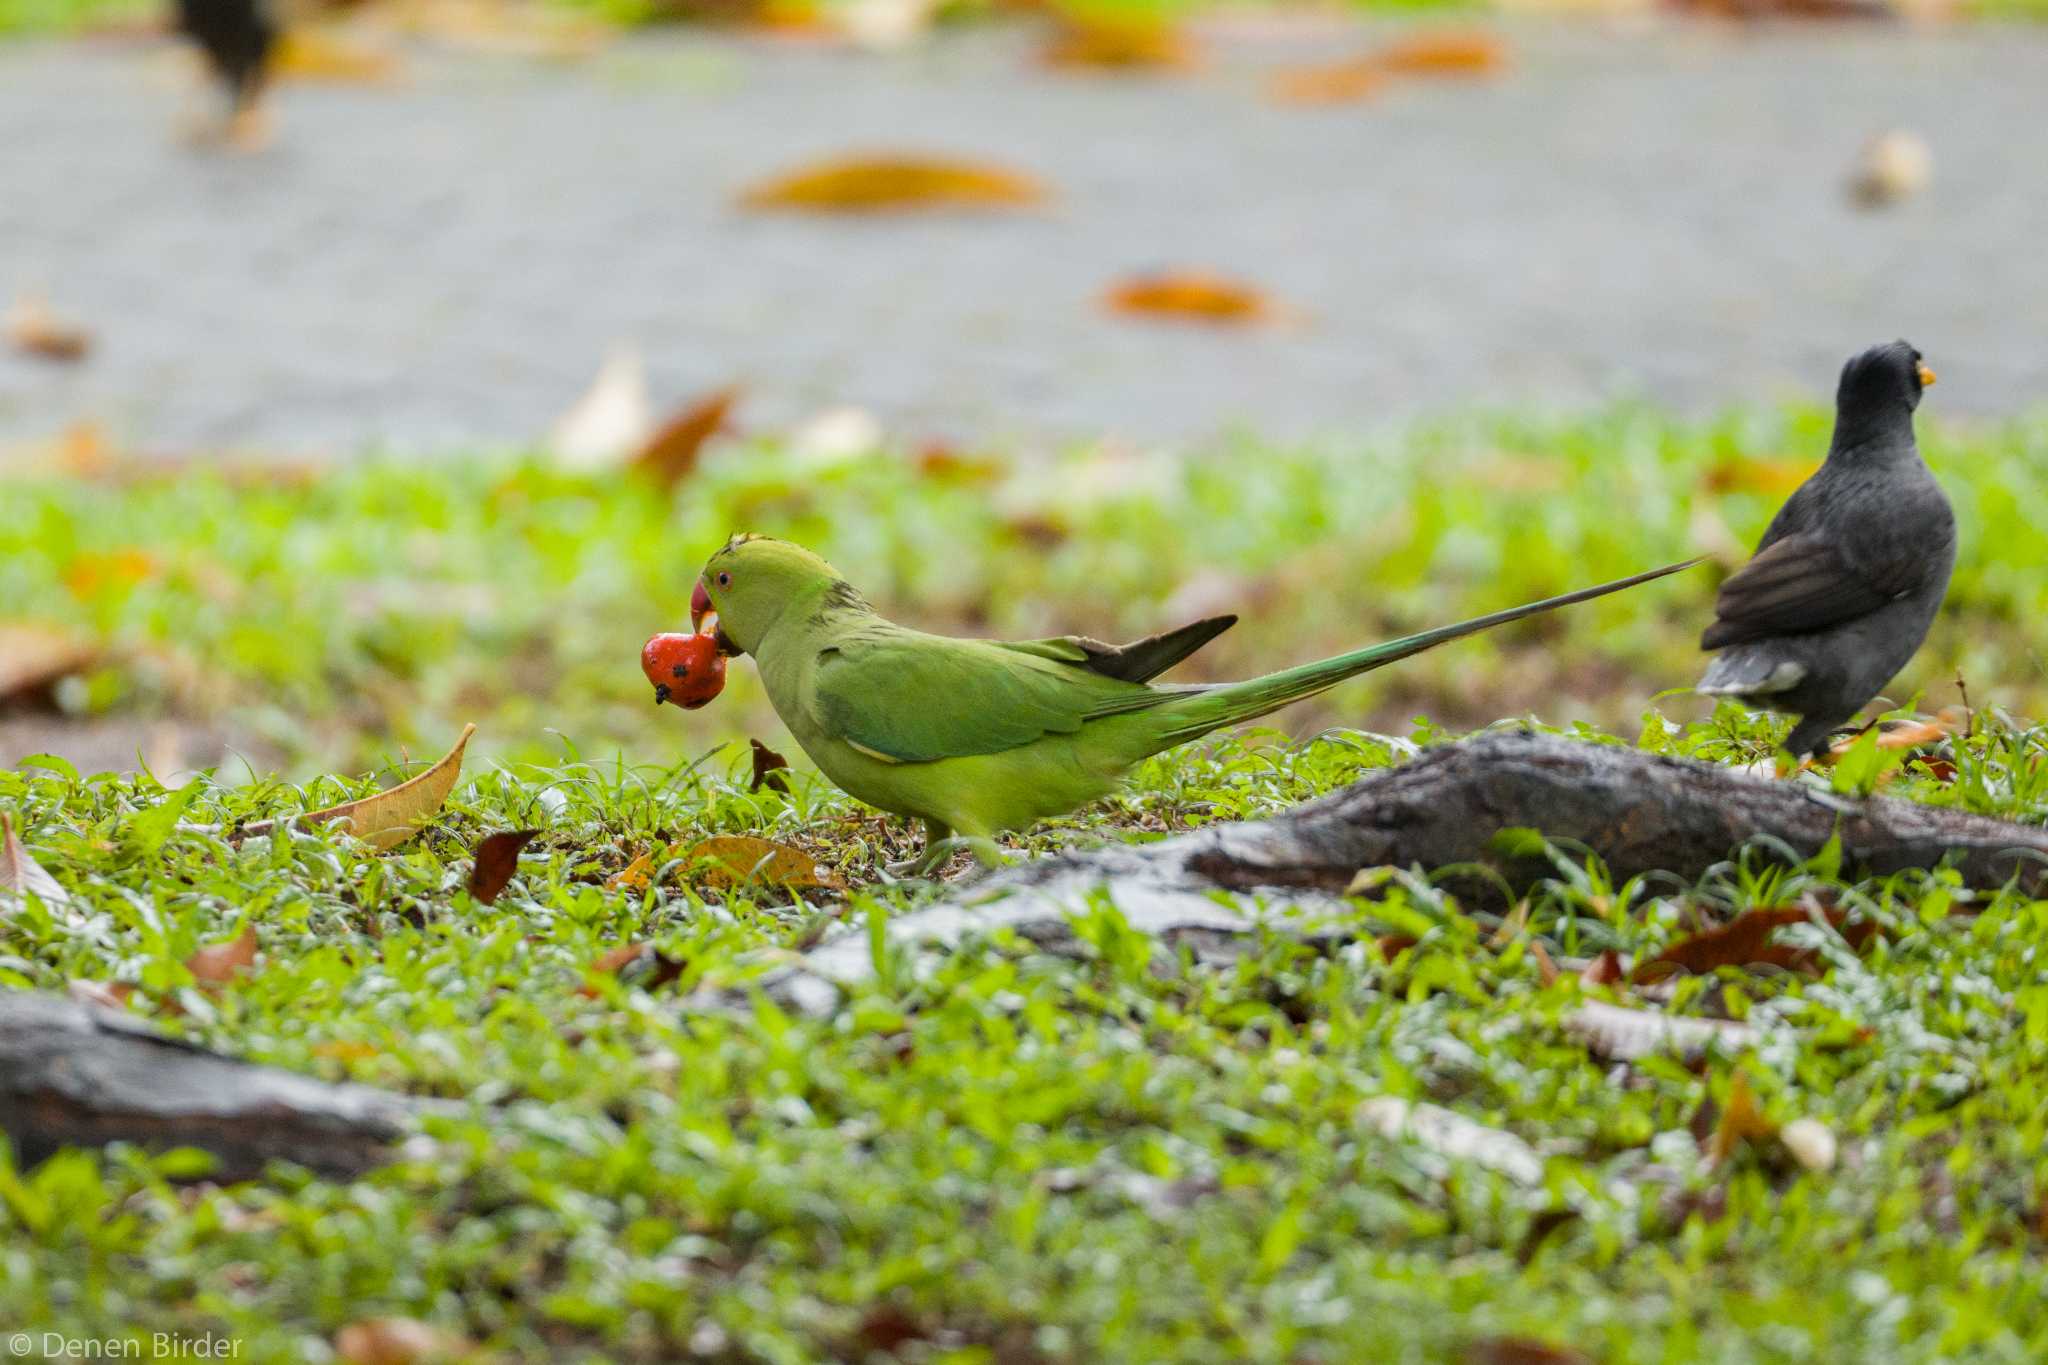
[3,0,2046,780]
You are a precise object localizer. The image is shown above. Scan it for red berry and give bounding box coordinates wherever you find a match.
[641,632,727,709]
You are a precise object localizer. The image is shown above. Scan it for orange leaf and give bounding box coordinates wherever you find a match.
[632,385,742,490]
[1376,29,1509,78]
[578,942,685,996]
[334,1317,473,1365]
[68,979,134,1010]
[466,829,541,906]
[740,154,1048,214]
[186,926,258,987]
[1700,1069,1776,1164]
[63,548,158,598]
[1041,15,1197,70]
[686,834,843,892]
[1703,455,1816,496]
[1102,270,1286,326]
[1267,56,1384,107]
[312,1039,381,1063]
[606,850,655,892]
[5,295,91,362]
[1578,949,1623,988]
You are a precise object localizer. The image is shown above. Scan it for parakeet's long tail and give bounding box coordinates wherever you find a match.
[1141,557,1702,750]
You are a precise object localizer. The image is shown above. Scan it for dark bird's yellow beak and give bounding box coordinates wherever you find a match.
[1917,361,1937,388]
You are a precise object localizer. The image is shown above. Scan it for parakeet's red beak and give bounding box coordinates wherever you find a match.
[690,578,742,655]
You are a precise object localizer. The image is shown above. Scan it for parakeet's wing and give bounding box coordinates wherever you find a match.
[1700,531,1903,648]
[809,631,1180,763]
[1005,615,1237,683]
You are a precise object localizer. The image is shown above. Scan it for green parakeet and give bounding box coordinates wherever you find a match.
[689,535,1698,870]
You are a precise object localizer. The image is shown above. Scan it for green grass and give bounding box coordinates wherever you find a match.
[5,404,2048,777]
[5,704,2048,1361]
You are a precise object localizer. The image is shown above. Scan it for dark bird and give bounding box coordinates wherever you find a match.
[1697,340,1955,758]
[174,0,278,147]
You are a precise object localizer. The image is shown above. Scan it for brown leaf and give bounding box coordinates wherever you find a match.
[1700,1069,1776,1164]
[466,829,540,906]
[1102,270,1287,326]
[632,385,742,490]
[243,724,475,850]
[0,622,98,704]
[1633,907,1819,983]
[334,1317,474,1365]
[0,811,71,910]
[912,441,1007,484]
[1267,56,1384,107]
[1578,949,1624,987]
[1376,29,1509,78]
[1703,454,1815,496]
[69,978,134,1010]
[1567,1001,1760,1063]
[1041,15,1197,70]
[577,942,685,996]
[5,295,92,362]
[186,925,258,987]
[740,154,1048,214]
[1460,1340,1592,1365]
[750,739,793,793]
[686,834,844,892]
[1529,939,1558,987]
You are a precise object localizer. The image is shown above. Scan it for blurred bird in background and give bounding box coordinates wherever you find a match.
[173,0,278,149]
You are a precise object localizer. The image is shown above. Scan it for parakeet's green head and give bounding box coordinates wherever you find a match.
[691,535,846,656]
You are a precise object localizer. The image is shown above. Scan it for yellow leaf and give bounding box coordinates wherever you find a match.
[1701,1069,1777,1164]
[1267,56,1384,107]
[606,850,655,892]
[245,724,476,851]
[273,27,404,84]
[686,835,844,892]
[1376,29,1510,78]
[1041,15,1198,70]
[740,154,1048,214]
[1102,270,1288,326]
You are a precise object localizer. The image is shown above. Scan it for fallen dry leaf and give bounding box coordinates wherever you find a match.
[334,1317,474,1365]
[633,385,742,490]
[1376,29,1509,78]
[686,834,844,892]
[242,724,475,850]
[1703,454,1815,497]
[272,26,404,83]
[912,442,1007,484]
[750,738,792,793]
[739,154,1048,214]
[5,295,92,362]
[0,811,71,910]
[186,925,258,987]
[68,979,134,1010]
[1102,270,1287,326]
[578,942,685,996]
[1460,1339,1593,1365]
[466,828,540,906]
[550,345,652,471]
[64,547,158,599]
[312,1039,381,1064]
[1566,1001,1760,1063]
[0,623,98,703]
[606,850,655,893]
[1699,1069,1776,1164]
[1578,948,1624,988]
[1632,907,1820,983]
[1267,56,1384,106]
[1041,14,1198,70]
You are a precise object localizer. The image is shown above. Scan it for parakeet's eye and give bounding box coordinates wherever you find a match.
[717,571,732,587]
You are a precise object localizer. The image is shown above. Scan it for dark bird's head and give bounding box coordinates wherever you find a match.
[1832,340,1935,454]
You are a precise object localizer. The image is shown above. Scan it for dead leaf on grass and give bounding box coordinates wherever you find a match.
[633,385,741,490]
[686,834,844,892]
[1632,907,1822,983]
[5,295,92,362]
[0,811,71,910]
[466,828,541,905]
[1102,270,1290,326]
[186,925,258,986]
[334,1316,475,1365]
[0,623,98,703]
[578,942,686,995]
[1377,29,1510,78]
[1041,14,1198,70]
[750,739,792,793]
[1698,1068,1776,1164]
[1460,1339,1592,1365]
[241,724,475,850]
[739,154,1048,214]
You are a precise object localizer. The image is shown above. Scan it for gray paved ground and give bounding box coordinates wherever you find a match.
[2,19,2045,455]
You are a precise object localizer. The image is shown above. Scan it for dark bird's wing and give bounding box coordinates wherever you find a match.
[1700,531,1901,648]
[1000,615,1237,684]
